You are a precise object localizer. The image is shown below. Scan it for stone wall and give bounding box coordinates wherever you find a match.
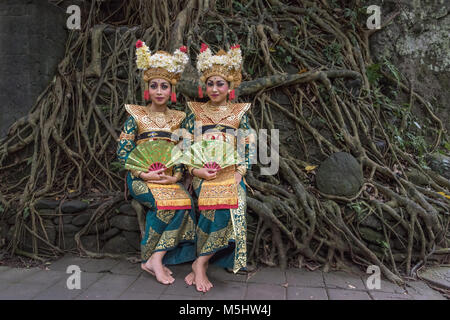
[4,198,142,255]
[0,0,68,138]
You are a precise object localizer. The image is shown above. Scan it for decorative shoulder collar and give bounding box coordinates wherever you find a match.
[187,101,250,125]
[124,104,186,128]
[187,101,250,115]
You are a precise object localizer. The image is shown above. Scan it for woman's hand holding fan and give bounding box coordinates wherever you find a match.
[125,140,184,181]
[191,167,218,180]
[182,140,238,180]
[139,168,166,182]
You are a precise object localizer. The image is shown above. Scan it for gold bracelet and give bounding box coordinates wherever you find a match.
[173,171,182,181]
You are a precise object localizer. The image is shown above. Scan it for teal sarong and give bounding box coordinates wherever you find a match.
[127,172,196,265]
[194,178,247,273]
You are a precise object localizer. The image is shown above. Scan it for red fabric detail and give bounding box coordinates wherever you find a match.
[198,203,239,210]
[157,205,192,210]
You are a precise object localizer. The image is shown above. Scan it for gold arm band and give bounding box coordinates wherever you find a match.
[119,132,136,141]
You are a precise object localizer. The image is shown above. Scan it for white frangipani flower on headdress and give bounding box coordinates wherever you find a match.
[196,43,243,100]
[135,40,190,103]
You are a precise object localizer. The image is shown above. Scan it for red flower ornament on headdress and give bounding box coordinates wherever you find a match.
[180,46,187,53]
[136,40,143,48]
[200,43,209,53]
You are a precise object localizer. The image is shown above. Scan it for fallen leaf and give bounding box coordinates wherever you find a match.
[305,165,318,172]
[437,192,450,199]
[282,282,289,288]
[348,284,356,289]
[298,68,308,74]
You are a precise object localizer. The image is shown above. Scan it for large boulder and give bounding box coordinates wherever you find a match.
[316,152,363,197]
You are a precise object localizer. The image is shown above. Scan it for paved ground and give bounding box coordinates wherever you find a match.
[0,255,447,300]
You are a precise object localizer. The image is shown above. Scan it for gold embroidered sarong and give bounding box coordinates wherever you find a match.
[144,168,192,210]
[198,165,238,210]
[146,182,192,210]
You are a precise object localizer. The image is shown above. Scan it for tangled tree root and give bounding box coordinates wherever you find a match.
[0,0,448,286]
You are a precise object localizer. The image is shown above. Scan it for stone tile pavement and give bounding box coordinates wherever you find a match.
[0,255,447,300]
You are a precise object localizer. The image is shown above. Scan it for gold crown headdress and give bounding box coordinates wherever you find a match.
[135,40,189,103]
[196,43,242,100]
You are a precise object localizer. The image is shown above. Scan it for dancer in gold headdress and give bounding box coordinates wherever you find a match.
[183,43,255,292]
[117,40,195,285]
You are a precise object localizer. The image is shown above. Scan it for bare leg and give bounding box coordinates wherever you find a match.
[191,254,213,292]
[141,251,175,285]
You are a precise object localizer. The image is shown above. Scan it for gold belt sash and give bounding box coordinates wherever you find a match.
[145,168,192,210]
[198,165,238,210]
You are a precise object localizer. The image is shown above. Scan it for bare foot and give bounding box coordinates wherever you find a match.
[141,264,173,276]
[141,258,174,285]
[192,259,213,293]
[184,271,195,286]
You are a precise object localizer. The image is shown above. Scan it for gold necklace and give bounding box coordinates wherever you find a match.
[202,101,234,124]
[144,106,171,128]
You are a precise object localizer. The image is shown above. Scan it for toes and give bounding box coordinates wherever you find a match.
[196,283,204,292]
[164,266,173,275]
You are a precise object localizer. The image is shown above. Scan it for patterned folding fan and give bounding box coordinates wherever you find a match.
[183,140,238,170]
[125,140,184,173]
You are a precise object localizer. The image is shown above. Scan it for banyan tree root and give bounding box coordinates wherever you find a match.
[0,0,448,285]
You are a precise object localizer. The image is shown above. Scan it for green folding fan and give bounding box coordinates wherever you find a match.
[183,140,239,170]
[125,140,184,173]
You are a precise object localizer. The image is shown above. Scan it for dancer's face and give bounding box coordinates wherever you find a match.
[206,76,229,105]
[148,78,171,106]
